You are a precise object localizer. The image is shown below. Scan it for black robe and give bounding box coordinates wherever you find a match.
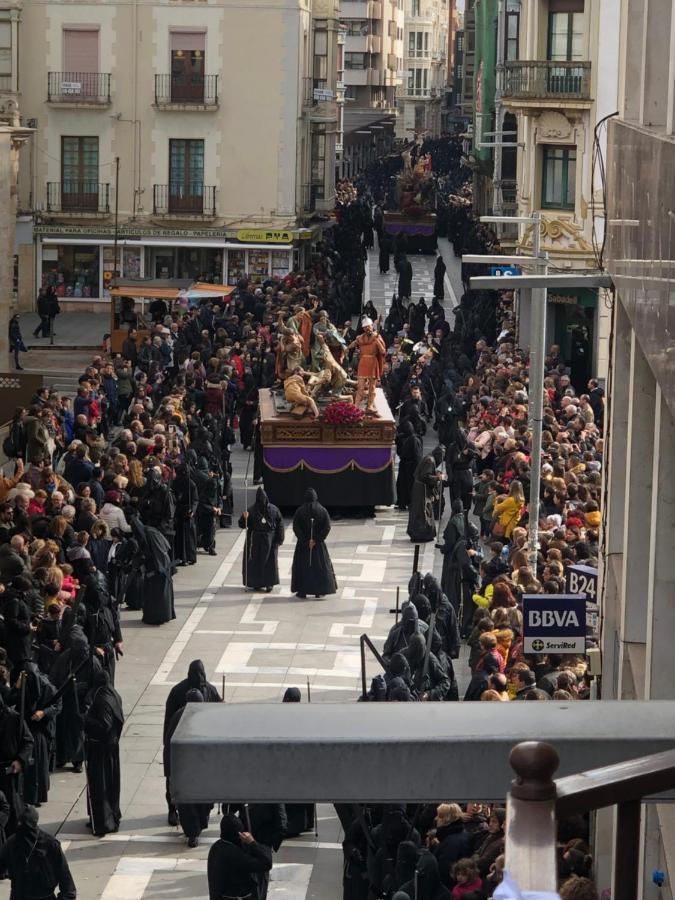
[396,428,423,510]
[407,454,441,543]
[239,489,285,589]
[0,822,77,900]
[164,702,212,840]
[0,699,33,835]
[51,635,101,769]
[378,237,391,274]
[163,660,221,745]
[290,491,337,597]
[132,518,176,625]
[83,571,122,683]
[434,256,446,299]
[439,504,479,632]
[173,468,198,565]
[9,664,60,806]
[84,671,124,836]
[397,258,413,299]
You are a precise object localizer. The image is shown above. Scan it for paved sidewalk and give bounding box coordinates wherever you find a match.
[23,312,108,349]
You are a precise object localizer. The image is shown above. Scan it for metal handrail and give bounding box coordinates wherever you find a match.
[360,633,386,699]
[506,742,675,898]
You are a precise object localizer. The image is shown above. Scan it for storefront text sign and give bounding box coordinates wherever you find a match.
[522,593,586,654]
[236,229,293,244]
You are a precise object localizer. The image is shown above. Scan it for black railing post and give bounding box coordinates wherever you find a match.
[360,635,367,699]
[614,800,641,900]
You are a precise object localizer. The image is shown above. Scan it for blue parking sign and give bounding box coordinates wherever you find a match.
[522,594,587,654]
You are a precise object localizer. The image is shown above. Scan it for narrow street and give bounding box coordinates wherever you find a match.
[5,250,469,900]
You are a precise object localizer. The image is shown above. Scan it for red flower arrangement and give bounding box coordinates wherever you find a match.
[322,400,365,425]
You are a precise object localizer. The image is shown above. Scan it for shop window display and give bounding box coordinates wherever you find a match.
[227,249,246,284]
[271,249,291,279]
[42,245,100,298]
[248,249,270,283]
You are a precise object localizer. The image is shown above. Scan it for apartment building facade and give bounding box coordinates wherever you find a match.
[397,0,449,138]
[15,0,340,311]
[0,0,30,368]
[500,0,618,380]
[598,0,675,893]
[339,0,402,177]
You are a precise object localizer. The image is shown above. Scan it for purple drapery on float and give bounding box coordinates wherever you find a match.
[263,446,393,474]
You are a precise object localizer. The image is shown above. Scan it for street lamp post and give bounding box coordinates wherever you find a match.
[465,212,547,568]
[466,249,613,569]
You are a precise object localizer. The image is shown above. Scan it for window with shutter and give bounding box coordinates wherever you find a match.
[170,30,206,101]
[63,29,99,98]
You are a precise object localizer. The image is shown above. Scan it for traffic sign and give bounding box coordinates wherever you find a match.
[565,564,599,635]
[522,593,586,654]
[565,564,598,602]
[489,265,521,277]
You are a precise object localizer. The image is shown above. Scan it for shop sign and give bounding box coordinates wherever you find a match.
[236,229,293,244]
[313,88,334,101]
[522,593,586,654]
[565,564,599,633]
[35,224,234,239]
[549,293,578,305]
[489,265,521,277]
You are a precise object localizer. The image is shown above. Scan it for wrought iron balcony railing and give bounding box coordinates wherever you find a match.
[153,183,216,216]
[154,74,219,106]
[46,181,110,213]
[500,60,591,101]
[47,72,111,104]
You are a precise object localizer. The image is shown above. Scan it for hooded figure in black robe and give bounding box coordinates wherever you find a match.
[438,500,480,633]
[139,466,176,549]
[408,297,428,341]
[131,517,175,626]
[163,660,221,826]
[433,255,447,300]
[407,447,444,543]
[405,633,451,701]
[0,805,76,899]
[81,563,123,683]
[382,603,425,662]
[173,463,198,566]
[51,631,101,772]
[239,374,259,450]
[291,489,337,599]
[281,688,314,838]
[84,668,123,836]
[400,849,452,899]
[9,662,60,807]
[378,234,391,274]
[397,254,413,299]
[163,689,211,846]
[396,421,423,511]
[422,574,461,661]
[207,813,272,900]
[193,457,219,555]
[239,487,285,591]
[0,692,33,835]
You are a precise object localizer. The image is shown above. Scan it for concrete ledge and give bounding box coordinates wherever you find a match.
[170,701,675,804]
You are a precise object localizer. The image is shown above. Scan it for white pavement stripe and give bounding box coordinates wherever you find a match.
[61,833,342,850]
[150,532,246,686]
[101,857,313,900]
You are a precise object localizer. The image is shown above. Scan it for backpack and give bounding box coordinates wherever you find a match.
[2,434,17,458]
